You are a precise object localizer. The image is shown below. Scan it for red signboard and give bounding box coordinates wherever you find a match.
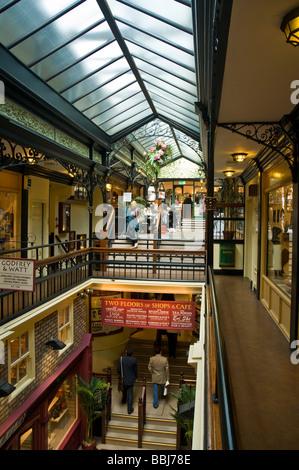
[101,298,195,330]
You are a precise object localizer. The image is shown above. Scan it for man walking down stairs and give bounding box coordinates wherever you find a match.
[96,332,196,450]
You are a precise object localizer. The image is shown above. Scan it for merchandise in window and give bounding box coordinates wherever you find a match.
[267,184,293,296]
[48,375,78,450]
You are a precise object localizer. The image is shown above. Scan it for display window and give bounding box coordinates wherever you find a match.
[9,330,33,391]
[0,190,17,252]
[19,428,33,450]
[47,375,78,450]
[267,183,293,296]
[58,305,72,345]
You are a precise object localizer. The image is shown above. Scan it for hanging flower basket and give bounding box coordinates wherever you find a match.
[145,140,172,178]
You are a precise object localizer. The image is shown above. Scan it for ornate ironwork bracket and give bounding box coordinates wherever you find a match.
[205,196,217,211]
[57,159,108,199]
[108,119,203,171]
[218,120,297,181]
[0,136,52,170]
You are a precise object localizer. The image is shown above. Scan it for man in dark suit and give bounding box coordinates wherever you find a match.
[117,347,138,414]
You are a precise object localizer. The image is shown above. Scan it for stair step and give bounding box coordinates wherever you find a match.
[103,436,176,450]
[109,416,176,433]
[96,442,141,451]
[106,426,176,443]
[105,335,194,450]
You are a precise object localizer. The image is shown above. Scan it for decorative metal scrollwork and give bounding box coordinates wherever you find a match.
[218,120,297,180]
[0,137,50,169]
[205,196,217,211]
[108,119,203,171]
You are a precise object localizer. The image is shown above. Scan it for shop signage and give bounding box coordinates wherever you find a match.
[101,298,195,330]
[0,257,36,292]
[219,244,235,268]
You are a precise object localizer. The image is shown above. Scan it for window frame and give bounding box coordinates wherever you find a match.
[57,302,73,351]
[8,328,35,398]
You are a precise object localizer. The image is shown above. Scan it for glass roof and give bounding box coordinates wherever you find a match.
[0,0,202,166]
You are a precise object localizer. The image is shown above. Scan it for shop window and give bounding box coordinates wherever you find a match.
[19,428,33,450]
[9,331,33,390]
[0,190,17,252]
[58,305,72,346]
[267,184,293,296]
[48,375,77,450]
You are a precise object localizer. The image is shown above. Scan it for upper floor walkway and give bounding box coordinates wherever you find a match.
[0,233,206,325]
[215,274,299,450]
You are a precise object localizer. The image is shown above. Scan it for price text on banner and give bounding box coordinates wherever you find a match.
[101,298,195,330]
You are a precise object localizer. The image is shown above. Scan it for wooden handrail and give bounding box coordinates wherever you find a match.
[138,377,146,448]
[92,247,206,255]
[179,372,197,387]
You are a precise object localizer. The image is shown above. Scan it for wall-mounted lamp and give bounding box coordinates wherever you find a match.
[106,183,112,192]
[232,152,248,163]
[223,170,235,177]
[281,7,299,46]
[0,380,16,397]
[45,338,66,350]
[77,288,94,299]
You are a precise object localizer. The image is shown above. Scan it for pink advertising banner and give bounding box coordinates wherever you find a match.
[101,298,195,330]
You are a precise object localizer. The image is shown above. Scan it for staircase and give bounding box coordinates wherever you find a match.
[97,335,196,450]
[181,217,205,242]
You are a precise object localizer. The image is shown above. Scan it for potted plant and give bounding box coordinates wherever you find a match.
[216,177,243,240]
[170,384,196,449]
[77,375,111,450]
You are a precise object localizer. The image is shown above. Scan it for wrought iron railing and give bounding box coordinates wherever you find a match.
[213,203,245,241]
[0,238,206,324]
[207,266,237,450]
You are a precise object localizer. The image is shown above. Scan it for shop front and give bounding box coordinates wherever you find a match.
[260,162,293,339]
[0,334,92,450]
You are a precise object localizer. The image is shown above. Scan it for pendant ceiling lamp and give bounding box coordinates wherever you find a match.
[281,7,299,46]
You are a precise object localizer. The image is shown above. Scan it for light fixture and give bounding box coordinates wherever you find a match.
[106,183,112,191]
[232,152,247,163]
[77,288,94,299]
[281,7,299,46]
[45,338,66,350]
[223,170,235,177]
[0,380,16,397]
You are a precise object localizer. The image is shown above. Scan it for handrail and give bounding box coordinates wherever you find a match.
[0,236,206,259]
[93,368,112,445]
[207,266,237,450]
[137,377,146,448]
[0,242,206,324]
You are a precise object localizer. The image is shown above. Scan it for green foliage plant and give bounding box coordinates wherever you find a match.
[77,375,111,444]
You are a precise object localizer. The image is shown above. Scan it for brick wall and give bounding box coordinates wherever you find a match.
[0,296,87,427]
